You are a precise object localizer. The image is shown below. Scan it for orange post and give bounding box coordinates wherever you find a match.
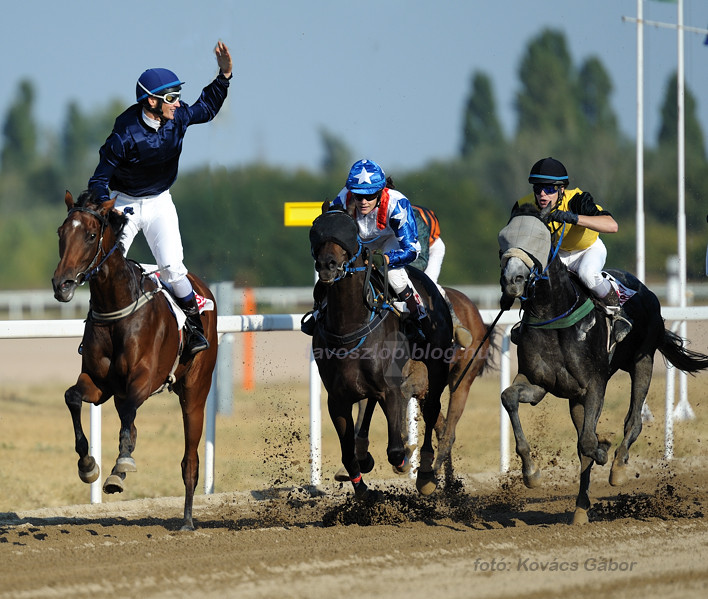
[242,287,256,391]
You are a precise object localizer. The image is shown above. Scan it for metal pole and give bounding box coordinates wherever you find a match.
[635,0,646,282]
[89,404,102,503]
[499,325,513,473]
[309,270,322,487]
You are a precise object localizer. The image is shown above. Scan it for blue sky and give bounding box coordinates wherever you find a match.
[2,0,708,173]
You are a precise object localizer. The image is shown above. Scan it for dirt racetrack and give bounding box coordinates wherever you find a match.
[1,331,707,598]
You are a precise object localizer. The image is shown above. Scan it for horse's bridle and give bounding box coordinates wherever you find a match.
[512,223,588,327]
[65,206,120,285]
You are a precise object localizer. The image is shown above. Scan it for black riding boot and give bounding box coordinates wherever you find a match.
[176,295,210,356]
[400,286,428,345]
[600,287,632,345]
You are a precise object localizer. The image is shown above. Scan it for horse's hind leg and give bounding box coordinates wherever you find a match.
[610,358,652,487]
[177,382,209,531]
[501,374,546,488]
[65,375,105,484]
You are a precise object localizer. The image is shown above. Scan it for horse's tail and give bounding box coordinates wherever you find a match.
[659,328,708,374]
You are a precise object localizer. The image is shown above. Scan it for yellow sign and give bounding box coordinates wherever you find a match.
[283,202,323,227]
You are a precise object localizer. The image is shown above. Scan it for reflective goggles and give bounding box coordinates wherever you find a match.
[533,184,560,195]
[138,82,181,104]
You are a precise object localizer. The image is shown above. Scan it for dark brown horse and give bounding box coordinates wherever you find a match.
[309,208,454,498]
[334,285,491,484]
[51,190,217,530]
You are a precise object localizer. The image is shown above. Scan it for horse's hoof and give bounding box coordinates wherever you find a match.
[78,458,100,484]
[103,474,125,494]
[353,480,370,501]
[334,467,350,482]
[180,521,195,532]
[523,467,542,489]
[609,463,629,487]
[416,470,438,496]
[359,452,375,474]
[392,453,411,475]
[114,457,137,473]
[572,507,589,525]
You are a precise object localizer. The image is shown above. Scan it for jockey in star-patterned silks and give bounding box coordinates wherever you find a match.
[329,159,429,337]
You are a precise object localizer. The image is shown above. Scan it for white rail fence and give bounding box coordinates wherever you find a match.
[1,305,705,503]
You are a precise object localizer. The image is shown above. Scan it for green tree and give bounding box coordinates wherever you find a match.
[460,71,504,158]
[319,128,353,176]
[1,80,38,174]
[515,29,581,142]
[657,71,706,162]
[577,56,617,134]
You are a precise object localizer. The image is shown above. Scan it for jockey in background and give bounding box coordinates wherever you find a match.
[411,205,473,348]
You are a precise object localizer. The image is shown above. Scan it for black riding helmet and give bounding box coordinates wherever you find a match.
[528,157,570,187]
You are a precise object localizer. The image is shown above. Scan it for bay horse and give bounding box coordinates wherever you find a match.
[309,207,454,498]
[334,285,491,483]
[51,189,217,530]
[499,204,708,524]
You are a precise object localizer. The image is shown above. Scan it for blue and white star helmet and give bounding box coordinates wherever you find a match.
[346,159,386,195]
[136,68,184,102]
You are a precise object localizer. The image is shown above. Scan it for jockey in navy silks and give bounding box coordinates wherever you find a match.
[88,41,233,356]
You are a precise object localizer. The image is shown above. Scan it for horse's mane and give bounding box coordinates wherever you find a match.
[75,189,129,239]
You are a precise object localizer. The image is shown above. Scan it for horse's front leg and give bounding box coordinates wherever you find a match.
[101,396,139,494]
[64,373,107,484]
[380,387,408,475]
[576,385,610,467]
[328,395,369,499]
[501,373,547,488]
[569,400,597,525]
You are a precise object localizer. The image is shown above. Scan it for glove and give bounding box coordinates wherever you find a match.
[550,210,579,225]
[370,250,386,268]
[500,292,515,311]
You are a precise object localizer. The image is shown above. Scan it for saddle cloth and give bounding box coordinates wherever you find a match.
[602,272,637,306]
[142,265,215,331]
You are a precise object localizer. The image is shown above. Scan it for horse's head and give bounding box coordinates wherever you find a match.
[309,208,361,284]
[498,204,552,301]
[52,190,126,302]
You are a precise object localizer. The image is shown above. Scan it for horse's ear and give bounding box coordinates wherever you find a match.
[320,200,329,214]
[64,190,74,211]
[98,198,116,214]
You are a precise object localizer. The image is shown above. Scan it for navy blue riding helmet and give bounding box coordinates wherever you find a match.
[136,68,184,102]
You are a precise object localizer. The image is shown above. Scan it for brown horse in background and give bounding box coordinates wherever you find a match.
[51,190,217,530]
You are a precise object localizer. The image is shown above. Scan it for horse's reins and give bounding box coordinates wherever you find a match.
[66,206,119,285]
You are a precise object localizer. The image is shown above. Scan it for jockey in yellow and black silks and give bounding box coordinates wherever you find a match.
[510,157,631,343]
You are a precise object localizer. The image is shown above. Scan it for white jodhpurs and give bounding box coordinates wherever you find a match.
[424,237,445,284]
[558,238,611,299]
[388,266,414,295]
[111,190,193,298]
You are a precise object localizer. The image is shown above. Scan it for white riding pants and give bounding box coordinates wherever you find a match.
[558,238,611,298]
[111,190,193,298]
[424,237,445,284]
